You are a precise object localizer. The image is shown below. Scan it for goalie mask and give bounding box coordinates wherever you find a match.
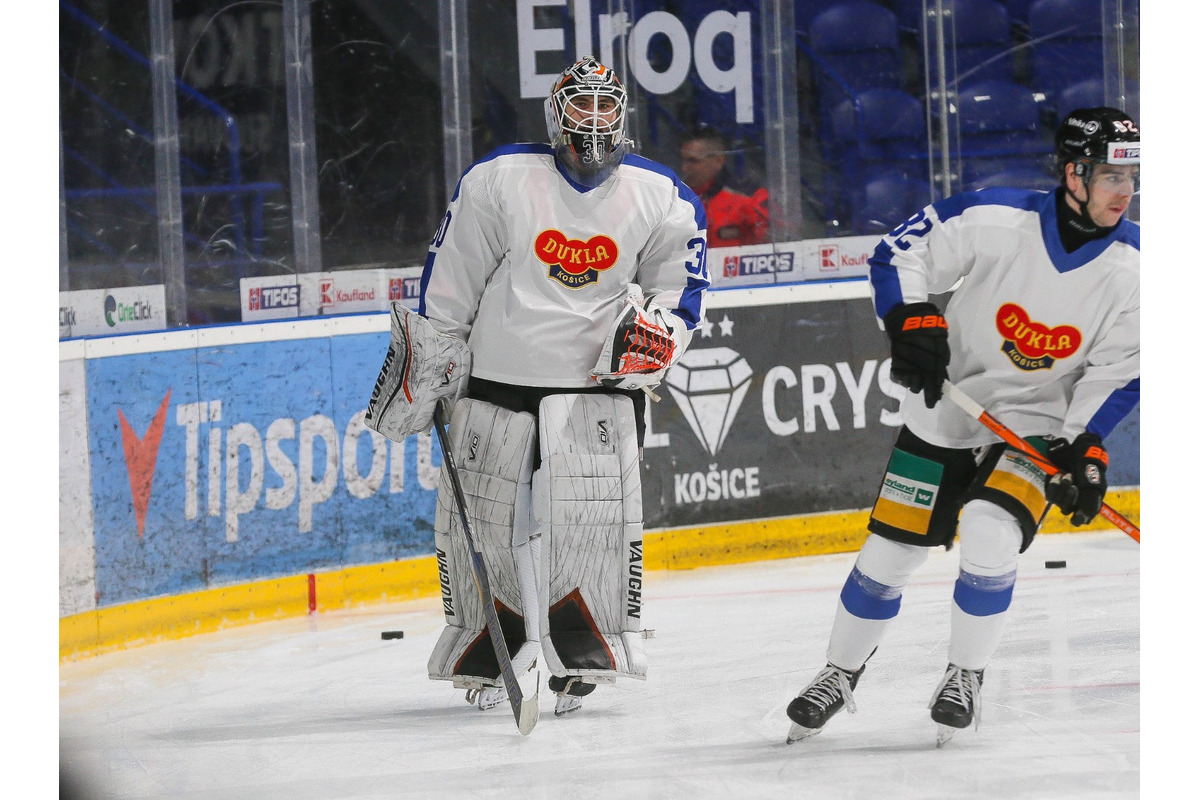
[545,57,630,188]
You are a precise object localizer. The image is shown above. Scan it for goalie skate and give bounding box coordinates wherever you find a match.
[549,675,597,717]
[465,685,509,711]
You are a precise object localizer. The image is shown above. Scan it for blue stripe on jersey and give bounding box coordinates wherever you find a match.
[1040,191,1141,272]
[418,248,436,316]
[612,153,709,328]
[868,189,1045,318]
[839,567,903,620]
[674,272,709,330]
[869,238,906,319]
[952,569,1016,617]
[623,154,708,231]
[869,187,1138,316]
[934,186,1046,222]
[1087,377,1140,439]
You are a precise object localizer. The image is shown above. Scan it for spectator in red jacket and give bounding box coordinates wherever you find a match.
[679,126,770,247]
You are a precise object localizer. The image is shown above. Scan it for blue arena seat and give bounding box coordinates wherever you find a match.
[856,171,934,233]
[953,79,1053,184]
[1028,0,1104,105]
[808,1,903,113]
[945,0,1014,85]
[1055,78,1140,124]
[828,88,929,229]
[965,164,1057,192]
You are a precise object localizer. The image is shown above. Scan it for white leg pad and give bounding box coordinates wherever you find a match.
[427,398,542,687]
[537,393,647,681]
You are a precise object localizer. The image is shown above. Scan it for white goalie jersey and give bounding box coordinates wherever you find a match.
[419,144,710,387]
[869,188,1140,447]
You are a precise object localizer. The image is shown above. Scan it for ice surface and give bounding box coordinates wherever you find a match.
[60,531,1143,799]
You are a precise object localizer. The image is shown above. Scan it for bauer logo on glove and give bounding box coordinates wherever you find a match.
[591,295,684,392]
[1044,433,1109,526]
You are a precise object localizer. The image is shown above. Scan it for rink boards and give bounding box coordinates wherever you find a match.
[59,279,1141,658]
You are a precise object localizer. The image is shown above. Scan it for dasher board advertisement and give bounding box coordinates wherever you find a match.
[82,324,431,607]
[708,235,878,289]
[240,266,423,322]
[60,285,168,339]
[640,289,901,529]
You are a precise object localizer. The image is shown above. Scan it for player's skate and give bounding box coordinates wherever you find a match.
[549,676,596,717]
[929,664,984,747]
[464,685,508,711]
[785,661,866,744]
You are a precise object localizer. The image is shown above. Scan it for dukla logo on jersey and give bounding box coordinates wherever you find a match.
[995,303,1082,370]
[535,229,618,288]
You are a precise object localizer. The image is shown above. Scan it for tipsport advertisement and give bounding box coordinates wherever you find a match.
[639,297,902,529]
[85,330,439,607]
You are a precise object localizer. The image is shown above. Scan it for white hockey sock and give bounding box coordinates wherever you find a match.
[947,501,1022,670]
[826,534,928,669]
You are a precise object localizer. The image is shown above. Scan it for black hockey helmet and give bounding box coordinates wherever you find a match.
[544,57,630,187]
[1054,107,1140,189]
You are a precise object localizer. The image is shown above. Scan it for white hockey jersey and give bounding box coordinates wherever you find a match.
[419,144,710,388]
[869,188,1140,448]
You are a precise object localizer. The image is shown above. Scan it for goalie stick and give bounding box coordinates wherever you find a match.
[941,380,1140,543]
[432,401,540,734]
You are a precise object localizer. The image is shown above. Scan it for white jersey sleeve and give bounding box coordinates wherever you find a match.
[418,160,509,343]
[419,145,709,388]
[868,188,1140,447]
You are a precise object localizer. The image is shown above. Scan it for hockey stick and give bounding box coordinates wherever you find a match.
[941,380,1140,543]
[431,401,540,734]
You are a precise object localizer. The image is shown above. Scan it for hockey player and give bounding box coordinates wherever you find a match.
[366,57,709,719]
[784,107,1139,747]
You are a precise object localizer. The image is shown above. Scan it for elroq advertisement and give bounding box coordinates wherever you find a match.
[639,290,902,529]
[84,326,437,607]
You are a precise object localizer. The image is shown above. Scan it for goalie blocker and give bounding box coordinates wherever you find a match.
[364,303,471,442]
[428,392,647,692]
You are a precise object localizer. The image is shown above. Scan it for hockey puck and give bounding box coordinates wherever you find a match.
[1044,560,1067,569]
[381,630,405,640]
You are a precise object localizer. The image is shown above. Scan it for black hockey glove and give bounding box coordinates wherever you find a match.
[883,302,950,409]
[1044,433,1109,526]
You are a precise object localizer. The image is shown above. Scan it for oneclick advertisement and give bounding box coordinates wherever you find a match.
[63,287,1140,612]
[60,285,168,339]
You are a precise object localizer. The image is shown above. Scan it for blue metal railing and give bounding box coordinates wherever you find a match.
[60,0,282,271]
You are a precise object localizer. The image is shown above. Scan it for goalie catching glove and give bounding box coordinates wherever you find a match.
[591,295,687,392]
[1044,433,1108,526]
[364,304,471,442]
